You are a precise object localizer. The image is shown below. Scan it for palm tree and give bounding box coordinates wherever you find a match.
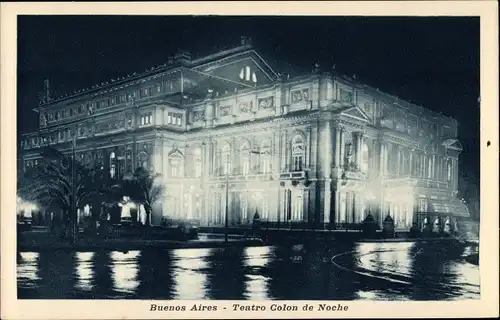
[18,150,111,239]
[121,167,164,227]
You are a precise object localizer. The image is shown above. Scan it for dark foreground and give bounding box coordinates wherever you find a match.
[17,240,480,300]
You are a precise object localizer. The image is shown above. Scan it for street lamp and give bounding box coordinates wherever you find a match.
[71,134,77,244]
[224,154,230,243]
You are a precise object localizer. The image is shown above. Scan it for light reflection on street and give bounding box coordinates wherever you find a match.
[110,251,140,295]
[17,252,40,288]
[75,252,94,291]
[242,246,271,300]
[17,241,480,300]
[171,248,211,300]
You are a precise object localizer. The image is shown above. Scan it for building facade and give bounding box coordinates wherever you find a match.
[20,39,469,230]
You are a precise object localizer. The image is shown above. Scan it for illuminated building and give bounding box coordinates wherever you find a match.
[20,38,469,231]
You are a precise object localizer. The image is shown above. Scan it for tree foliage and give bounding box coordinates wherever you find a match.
[120,167,164,225]
[18,150,112,221]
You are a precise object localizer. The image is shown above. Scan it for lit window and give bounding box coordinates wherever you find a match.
[240,142,250,176]
[110,152,116,179]
[168,114,172,124]
[261,200,269,220]
[252,72,257,83]
[240,194,248,222]
[245,66,251,81]
[221,142,232,175]
[361,141,369,174]
[292,192,303,221]
[291,134,305,172]
[169,154,184,178]
[137,152,148,170]
[193,147,203,178]
[260,140,272,174]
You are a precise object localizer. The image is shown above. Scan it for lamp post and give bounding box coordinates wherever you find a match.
[224,154,230,243]
[71,134,77,244]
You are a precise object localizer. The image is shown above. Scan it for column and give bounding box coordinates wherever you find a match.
[334,124,341,168]
[204,97,215,128]
[306,126,312,169]
[339,128,345,169]
[409,150,413,177]
[275,85,282,116]
[379,140,387,177]
[356,132,363,167]
[333,190,340,225]
[453,158,459,191]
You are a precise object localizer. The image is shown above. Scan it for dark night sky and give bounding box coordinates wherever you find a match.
[17,15,480,179]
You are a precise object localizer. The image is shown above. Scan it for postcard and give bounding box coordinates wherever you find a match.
[1,1,498,319]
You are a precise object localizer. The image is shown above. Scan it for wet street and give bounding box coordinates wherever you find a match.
[17,241,479,300]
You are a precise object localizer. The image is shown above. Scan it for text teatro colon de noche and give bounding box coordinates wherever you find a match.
[20,38,470,232]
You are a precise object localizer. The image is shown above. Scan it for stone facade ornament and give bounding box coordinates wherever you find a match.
[219,105,232,117]
[258,97,274,109]
[291,89,310,104]
[239,102,251,113]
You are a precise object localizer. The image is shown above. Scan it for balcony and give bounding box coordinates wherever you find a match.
[279,171,306,180]
[210,172,274,183]
[340,163,367,181]
[384,174,449,190]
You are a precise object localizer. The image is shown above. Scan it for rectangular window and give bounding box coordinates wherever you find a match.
[156,84,161,93]
[120,95,126,103]
[168,114,172,124]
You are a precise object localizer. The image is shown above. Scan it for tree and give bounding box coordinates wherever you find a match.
[121,167,164,226]
[18,149,111,234]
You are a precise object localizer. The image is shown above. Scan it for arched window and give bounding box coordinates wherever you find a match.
[109,152,117,179]
[240,193,248,223]
[137,152,148,170]
[169,151,184,178]
[260,139,272,174]
[240,141,250,176]
[239,66,258,84]
[291,134,305,172]
[245,66,251,81]
[193,147,202,178]
[361,141,369,174]
[221,142,232,175]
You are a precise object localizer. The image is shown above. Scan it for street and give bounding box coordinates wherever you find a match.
[17,238,479,300]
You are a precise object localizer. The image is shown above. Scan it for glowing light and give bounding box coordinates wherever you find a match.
[243,246,272,300]
[75,252,95,291]
[110,251,140,294]
[171,249,210,299]
[16,197,38,216]
[17,252,40,288]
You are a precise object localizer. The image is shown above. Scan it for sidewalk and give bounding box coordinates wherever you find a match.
[18,231,264,252]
